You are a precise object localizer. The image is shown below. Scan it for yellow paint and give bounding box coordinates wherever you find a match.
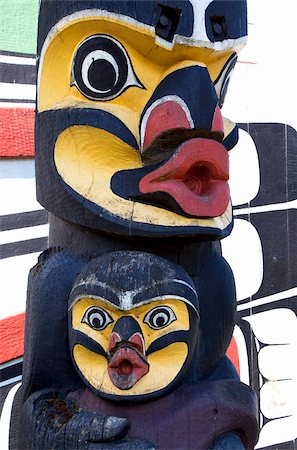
[72,297,190,353]
[72,297,190,395]
[55,125,232,227]
[41,13,233,229]
[39,15,234,120]
[73,341,188,396]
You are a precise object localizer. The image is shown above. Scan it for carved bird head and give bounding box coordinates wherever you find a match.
[68,251,200,402]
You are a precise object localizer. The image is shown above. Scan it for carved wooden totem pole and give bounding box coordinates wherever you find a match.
[15,1,259,449]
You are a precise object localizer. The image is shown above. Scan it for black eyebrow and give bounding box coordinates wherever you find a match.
[69,281,120,309]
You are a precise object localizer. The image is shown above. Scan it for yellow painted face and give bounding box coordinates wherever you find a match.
[36,12,236,238]
[70,296,196,399]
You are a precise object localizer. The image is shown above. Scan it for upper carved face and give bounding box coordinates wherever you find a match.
[36,0,247,239]
[68,251,199,402]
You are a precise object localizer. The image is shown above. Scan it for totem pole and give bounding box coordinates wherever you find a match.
[16,1,258,448]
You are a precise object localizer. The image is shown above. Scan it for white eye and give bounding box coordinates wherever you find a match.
[81,50,120,94]
[144,306,176,330]
[72,34,143,101]
[82,307,113,330]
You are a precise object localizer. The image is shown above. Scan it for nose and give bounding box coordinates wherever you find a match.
[140,64,221,151]
[109,316,145,354]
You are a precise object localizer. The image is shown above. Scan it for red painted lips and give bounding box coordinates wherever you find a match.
[139,98,229,218]
[139,138,229,218]
[108,332,149,390]
[108,346,149,390]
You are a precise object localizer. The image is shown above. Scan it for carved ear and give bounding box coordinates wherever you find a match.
[22,248,86,399]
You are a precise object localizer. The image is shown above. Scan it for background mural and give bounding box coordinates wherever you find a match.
[0,1,296,449]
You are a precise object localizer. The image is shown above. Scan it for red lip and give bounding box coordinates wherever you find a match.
[139,138,229,218]
[108,346,149,390]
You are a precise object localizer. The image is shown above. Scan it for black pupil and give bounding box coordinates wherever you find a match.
[88,58,116,92]
[90,312,104,328]
[156,315,167,327]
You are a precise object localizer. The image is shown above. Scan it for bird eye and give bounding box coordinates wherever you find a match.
[72,34,142,101]
[82,307,113,330]
[144,306,176,330]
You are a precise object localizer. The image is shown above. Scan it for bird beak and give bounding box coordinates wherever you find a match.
[108,330,149,390]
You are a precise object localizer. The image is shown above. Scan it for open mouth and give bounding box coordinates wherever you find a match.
[111,96,229,218]
[139,137,229,218]
[108,342,149,390]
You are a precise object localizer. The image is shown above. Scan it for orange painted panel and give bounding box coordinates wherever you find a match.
[0,108,35,157]
[0,312,25,363]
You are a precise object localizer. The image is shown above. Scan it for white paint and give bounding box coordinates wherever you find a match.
[0,382,21,450]
[38,7,247,98]
[0,160,42,215]
[258,344,296,381]
[38,9,155,95]
[228,129,260,206]
[255,416,297,449]
[233,325,250,385]
[140,95,194,149]
[189,0,212,44]
[0,224,49,245]
[0,357,23,370]
[244,308,297,345]
[234,199,297,215]
[0,82,36,101]
[81,50,120,92]
[0,54,36,66]
[0,252,40,320]
[238,288,297,312]
[221,219,263,301]
[222,0,297,129]
[0,375,22,389]
[0,101,35,109]
[260,380,296,419]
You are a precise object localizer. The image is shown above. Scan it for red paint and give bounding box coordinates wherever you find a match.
[0,313,25,363]
[0,108,35,157]
[129,332,145,353]
[108,331,121,352]
[139,138,229,217]
[142,100,191,150]
[211,106,224,133]
[108,346,149,389]
[227,336,240,376]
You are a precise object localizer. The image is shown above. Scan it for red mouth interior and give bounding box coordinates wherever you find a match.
[139,138,229,218]
[139,99,228,218]
[108,346,149,390]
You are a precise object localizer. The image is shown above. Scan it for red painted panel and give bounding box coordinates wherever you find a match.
[227,336,240,376]
[0,108,35,157]
[0,313,25,363]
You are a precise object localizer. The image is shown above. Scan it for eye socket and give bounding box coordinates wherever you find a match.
[82,307,113,331]
[72,34,142,101]
[144,306,177,330]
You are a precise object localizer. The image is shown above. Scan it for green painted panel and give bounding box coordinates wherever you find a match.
[0,0,38,55]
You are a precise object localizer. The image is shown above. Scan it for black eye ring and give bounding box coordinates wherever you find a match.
[82,306,113,331]
[72,34,143,101]
[144,306,176,330]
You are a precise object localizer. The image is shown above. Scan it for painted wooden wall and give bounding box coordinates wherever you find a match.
[0,1,296,449]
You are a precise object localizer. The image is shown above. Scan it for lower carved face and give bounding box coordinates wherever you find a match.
[70,296,198,401]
